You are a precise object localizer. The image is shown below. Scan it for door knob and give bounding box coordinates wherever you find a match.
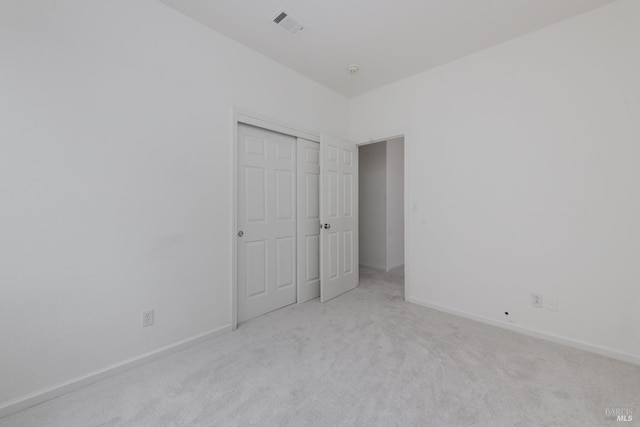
[237,230,244,237]
[323,223,331,229]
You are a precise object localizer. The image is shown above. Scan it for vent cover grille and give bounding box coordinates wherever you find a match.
[273,12,287,24]
[271,9,305,36]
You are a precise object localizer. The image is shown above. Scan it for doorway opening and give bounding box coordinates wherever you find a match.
[358,137,405,276]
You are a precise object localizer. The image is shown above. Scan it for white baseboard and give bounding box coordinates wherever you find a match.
[386,264,404,273]
[0,324,232,419]
[360,264,405,273]
[359,263,387,272]
[406,297,640,367]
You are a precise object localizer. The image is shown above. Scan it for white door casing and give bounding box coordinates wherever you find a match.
[320,134,358,302]
[237,124,297,323]
[297,139,321,303]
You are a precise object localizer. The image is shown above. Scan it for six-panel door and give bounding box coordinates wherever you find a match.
[297,139,321,303]
[237,124,297,323]
[320,134,358,302]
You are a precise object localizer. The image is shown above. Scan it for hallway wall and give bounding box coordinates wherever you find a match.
[358,139,405,271]
[386,138,405,270]
[358,142,387,269]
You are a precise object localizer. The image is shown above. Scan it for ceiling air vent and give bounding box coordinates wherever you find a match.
[271,9,305,36]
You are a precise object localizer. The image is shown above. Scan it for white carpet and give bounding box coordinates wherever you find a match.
[1,268,638,426]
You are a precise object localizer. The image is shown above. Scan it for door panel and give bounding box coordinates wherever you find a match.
[343,173,353,216]
[297,139,321,303]
[244,240,267,298]
[275,170,293,220]
[329,232,339,279]
[244,167,266,223]
[237,124,297,323]
[244,135,266,157]
[343,231,353,275]
[328,171,338,218]
[306,235,320,281]
[306,174,319,219]
[297,138,320,302]
[276,236,294,289]
[320,135,358,302]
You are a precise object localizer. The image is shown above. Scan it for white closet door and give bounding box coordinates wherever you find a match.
[237,124,296,323]
[297,139,321,303]
[320,134,358,302]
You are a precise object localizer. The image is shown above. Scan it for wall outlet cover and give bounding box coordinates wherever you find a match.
[546,298,558,311]
[142,309,154,327]
[531,293,543,308]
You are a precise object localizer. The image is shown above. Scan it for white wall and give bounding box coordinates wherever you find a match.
[386,138,405,270]
[358,142,387,269]
[0,0,347,406]
[350,0,640,363]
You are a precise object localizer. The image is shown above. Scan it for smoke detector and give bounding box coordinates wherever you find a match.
[347,65,359,74]
[271,10,305,36]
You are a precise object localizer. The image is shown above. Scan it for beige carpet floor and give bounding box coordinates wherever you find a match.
[1,267,638,426]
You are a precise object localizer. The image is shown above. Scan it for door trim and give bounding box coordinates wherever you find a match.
[236,110,320,142]
[231,109,321,330]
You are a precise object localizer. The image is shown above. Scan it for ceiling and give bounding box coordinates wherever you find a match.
[158,0,618,97]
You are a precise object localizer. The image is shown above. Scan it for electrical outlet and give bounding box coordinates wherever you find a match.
[546,298,558,311]
[531,294,543,308]
[142,309,154,327]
